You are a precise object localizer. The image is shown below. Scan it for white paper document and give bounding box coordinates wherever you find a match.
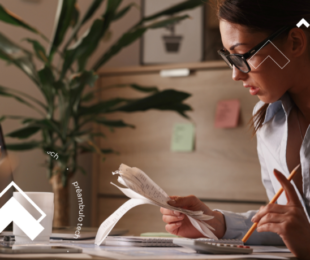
[95,164,217,245]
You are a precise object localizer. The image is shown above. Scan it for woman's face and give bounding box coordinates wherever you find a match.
[219,20,296,103]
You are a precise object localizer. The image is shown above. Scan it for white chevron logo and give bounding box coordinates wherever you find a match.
[0,182,45,240]
[297,18,310,28]
[248,40,290,70]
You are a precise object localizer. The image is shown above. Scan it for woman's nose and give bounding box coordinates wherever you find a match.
[232,65,247,81]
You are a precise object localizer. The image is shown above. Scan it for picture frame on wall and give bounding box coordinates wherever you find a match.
[141,0,205,65]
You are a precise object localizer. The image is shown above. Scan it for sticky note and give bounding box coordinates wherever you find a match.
[171,123,195,152]
[214,99,240,128]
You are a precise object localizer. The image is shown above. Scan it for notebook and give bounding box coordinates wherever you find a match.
[104,236,243,247]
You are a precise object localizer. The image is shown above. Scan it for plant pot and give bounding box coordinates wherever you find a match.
[162,35,183,53]
[49,167,70,227]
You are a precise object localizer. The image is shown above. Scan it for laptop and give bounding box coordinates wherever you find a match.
[0,125,14,231]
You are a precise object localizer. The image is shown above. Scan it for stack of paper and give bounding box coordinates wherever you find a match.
[95,164,217,245]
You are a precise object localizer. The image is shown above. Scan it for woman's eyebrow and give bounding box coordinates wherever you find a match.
[229,43,248,50]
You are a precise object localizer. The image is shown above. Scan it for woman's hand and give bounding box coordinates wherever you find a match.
[160,195,226,238]
[251,169,310,259]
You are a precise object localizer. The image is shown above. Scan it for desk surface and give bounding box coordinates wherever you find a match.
[0,251,297,260]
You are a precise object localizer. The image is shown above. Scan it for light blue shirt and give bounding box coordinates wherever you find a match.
[215,92,310,245]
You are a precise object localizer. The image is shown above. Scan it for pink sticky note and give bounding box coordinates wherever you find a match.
[214,99,240,128]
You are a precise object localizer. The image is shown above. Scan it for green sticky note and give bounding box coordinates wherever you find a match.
[171,123,195,152]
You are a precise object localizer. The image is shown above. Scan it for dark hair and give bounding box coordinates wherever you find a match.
[215,0,310,135]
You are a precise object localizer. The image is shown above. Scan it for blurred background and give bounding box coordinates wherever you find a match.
[0,0,267,235]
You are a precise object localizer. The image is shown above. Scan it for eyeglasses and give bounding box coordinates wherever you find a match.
[218,25,293,73]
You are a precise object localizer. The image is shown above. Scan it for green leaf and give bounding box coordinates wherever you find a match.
[128,84,158,93]
[77,165,87,175]
[63,0,105,50]
[81,92,95,103]
[71,3,79,27]
[61,19,105,77]
[94,118,135,128]
[93,27,146,70]
[0,33,39,85]
[0,4,48,41]
[111,89,192,118]
[70,71,98,105]
[105,0,122,14]
[6,141,41,151]
[82,0,105,25]
[24,38,48,63]
[92,15,189,70]
[104,83,159,93]
[6,126,41,139]
[0,85,46,111]
[48,0,76,58]
[0,85,43,113]
[90,132,106,139]
[62,0,123,74]
[100,148,116,154]
[38,66,55,116]
[79,98,132,116]
[112,3,136,21]
[79,145,115,154]
[0,50,10,62]
[21,118,62,137]
[141,0,203,23]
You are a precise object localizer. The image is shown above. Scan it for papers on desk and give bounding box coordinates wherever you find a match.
[94,164,216,245]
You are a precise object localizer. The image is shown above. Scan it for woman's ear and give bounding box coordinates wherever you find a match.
[287,28,308,58]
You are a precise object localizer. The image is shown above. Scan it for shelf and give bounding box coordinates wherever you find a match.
[98,60,228,76]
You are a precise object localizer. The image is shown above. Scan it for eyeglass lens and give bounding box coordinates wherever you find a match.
[229,56,249,73]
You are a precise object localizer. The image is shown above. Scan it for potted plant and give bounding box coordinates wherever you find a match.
[0,0,202,227]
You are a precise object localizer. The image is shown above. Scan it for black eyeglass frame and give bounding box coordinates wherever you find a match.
[218,25,294,73]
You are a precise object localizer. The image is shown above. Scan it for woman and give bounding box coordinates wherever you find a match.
[160,0,310,258]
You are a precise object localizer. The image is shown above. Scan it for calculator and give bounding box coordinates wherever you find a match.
[173,239,253,254]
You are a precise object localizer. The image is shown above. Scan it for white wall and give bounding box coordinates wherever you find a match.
[0,0,140,226]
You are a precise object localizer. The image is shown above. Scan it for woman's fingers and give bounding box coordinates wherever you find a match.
[165,222,182,235]
[257,212,285,226]
[162,214,184,224]
[256,222,284,234]
[252,204,287,223]
[160,207,182,216]
[273,169,302,207]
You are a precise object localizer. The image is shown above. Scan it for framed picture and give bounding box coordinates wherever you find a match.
[141,0,204,65]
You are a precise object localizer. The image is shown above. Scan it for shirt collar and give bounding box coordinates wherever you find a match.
[262,92,294,125]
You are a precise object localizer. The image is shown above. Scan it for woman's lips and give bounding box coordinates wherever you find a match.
[244,85,259,95]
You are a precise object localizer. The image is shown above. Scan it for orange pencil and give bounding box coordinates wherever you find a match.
[242,164,301,243]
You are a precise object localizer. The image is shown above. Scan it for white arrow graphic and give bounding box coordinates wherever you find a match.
[0,181,46,240]
[297,18,310,28]
[248,40,290,70]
